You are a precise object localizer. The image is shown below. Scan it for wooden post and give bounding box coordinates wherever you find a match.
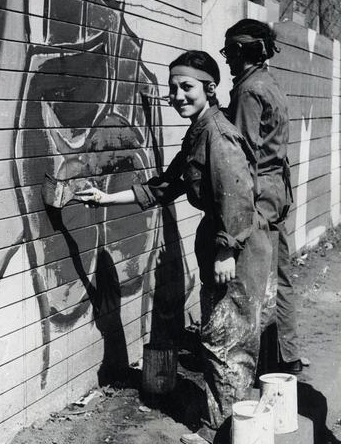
[142,343,178,395]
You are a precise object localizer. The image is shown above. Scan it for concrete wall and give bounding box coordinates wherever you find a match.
[0,1,202,441]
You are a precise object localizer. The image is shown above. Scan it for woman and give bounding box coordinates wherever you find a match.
[77,50,271,444]
[221,19,302,375]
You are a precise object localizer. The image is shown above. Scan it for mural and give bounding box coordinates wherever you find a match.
[0,0,195,398]
[1,0,339,437]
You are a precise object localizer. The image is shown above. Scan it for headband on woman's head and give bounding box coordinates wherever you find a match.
[169,65,215,83]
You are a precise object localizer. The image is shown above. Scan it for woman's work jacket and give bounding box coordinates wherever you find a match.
[132,105,258,285]
[132,106,272,427]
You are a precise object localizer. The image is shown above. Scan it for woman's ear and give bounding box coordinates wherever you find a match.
[206,82,217,96]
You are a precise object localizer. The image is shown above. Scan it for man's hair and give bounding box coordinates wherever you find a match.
[225,19,278,63]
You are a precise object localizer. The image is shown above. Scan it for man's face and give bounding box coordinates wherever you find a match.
[221,41,245,77]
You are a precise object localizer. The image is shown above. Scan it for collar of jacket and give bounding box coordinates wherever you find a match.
[182,105,220,149]
[190,104,220,132]
[231,63,267,94]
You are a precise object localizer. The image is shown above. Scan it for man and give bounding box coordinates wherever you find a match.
[221,18,302,375]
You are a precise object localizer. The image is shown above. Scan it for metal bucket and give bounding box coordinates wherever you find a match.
[259,373,298,434]
[232,400,274,444]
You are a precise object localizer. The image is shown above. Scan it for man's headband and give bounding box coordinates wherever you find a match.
[225,34,280,56]
[226,34,265,45]
[169,65,215,83]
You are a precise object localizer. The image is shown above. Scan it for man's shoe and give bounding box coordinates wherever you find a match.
[180,433,209,444]
[280,359,303,375]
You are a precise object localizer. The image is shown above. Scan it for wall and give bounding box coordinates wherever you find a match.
[201,0,245,106]
[204,0,341,253]
[0,1,202,441]
[1,0,341,441]
[247,1,341,252]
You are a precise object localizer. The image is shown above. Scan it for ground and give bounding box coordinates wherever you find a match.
[11,227,341,444]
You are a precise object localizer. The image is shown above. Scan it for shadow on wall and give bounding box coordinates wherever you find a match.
[148,207,188,348]
[45,207,129,384]
[94,248,130,384]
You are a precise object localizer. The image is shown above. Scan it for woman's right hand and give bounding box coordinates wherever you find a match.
[75,188,137,207]
[214,248,236,285]
[75,187,108,206]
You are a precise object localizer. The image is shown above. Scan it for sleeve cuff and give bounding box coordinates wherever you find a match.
[214,212,255,250]
[215,231,243,250]
[132,184,157,210]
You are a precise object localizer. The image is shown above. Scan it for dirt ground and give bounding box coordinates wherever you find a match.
[11,226,341,444]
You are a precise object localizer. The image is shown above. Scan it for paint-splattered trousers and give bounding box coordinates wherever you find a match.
[257,173,299,363]
[194,216,272,442]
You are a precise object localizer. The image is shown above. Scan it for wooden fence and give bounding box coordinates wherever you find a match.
[0,1,202,441]
[0,0,340,441]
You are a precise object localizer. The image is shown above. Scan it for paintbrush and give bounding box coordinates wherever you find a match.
[140,91,169,102]
[42,174,73,208]
[41,174,96,208]
[253,388,277,414]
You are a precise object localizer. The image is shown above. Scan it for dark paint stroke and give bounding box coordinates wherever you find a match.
[1,0,187,391]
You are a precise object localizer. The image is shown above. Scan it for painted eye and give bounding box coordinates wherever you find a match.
[44,86,77,101]
[169,85,177,95]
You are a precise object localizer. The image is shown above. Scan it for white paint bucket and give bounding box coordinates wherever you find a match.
[232,400,274,444]
[259,373,298,434]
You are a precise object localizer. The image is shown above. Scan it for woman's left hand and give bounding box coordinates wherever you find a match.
[214,248,236,285]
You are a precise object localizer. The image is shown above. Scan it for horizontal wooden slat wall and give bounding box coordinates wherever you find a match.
[245,2,341,252]
[0,0,202,440]
[270,21,340,252]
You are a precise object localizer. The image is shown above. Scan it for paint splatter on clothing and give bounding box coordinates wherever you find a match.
[226,64,299,363]
[133,105,272,438]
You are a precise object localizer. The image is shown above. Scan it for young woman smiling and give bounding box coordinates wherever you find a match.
[77,50,272,444]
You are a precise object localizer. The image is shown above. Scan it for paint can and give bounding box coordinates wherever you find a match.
[232,400,274,444]
[259,373,298,434]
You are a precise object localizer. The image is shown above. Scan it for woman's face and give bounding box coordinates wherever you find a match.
[168,75,209,122]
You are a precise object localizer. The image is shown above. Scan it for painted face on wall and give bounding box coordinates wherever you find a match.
[16,35,154,181]
[169,75,209,122]
[10,0,167,358]
[1,0,193,393]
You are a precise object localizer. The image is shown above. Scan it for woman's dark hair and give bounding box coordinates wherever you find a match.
[225,19,278,63]
[169,50,220,106]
